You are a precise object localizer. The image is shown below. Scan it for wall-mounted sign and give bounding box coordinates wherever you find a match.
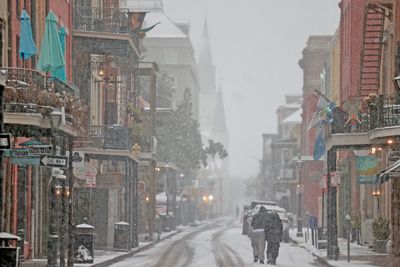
[73,162,97,188]
[357,156,378,184]
[0,133,11,150]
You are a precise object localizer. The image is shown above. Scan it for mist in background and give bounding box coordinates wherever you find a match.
[163,0,340,178]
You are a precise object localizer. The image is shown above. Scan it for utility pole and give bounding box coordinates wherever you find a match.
[327,148,339,260]
[0,70,5,232]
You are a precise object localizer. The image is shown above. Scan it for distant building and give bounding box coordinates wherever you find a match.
[127,1,200,119]
[198,21,230,214]
[264,95,302,212]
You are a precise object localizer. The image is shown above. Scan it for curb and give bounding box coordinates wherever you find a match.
[91,229,183,267]
[289,236,332,267]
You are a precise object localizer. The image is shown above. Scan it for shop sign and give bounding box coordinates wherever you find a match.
[357,156,378,184]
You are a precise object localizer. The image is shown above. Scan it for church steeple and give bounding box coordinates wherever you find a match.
[198,19,217,93]
[212,87,228,134]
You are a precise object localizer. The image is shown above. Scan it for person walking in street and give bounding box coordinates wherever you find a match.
[250,206,269,264]
[265,210,283,265]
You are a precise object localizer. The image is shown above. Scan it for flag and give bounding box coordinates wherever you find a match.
[313,126,325,160]
[138,22,161,33]
[308,94,336,130]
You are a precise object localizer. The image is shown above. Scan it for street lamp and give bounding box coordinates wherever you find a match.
[47,110,63,267]
[296,154,304,237]
[47,169,64,267]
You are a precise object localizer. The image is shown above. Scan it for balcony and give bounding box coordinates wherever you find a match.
[1,68,84,135]
[73,7,130,34]
[331,95,400,134]
[327,95,400,149]
[88,125,133,150]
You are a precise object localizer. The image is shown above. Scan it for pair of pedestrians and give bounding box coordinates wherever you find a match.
[250,206,283,265]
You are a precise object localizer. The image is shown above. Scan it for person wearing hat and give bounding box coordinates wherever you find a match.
[250,206,269,264]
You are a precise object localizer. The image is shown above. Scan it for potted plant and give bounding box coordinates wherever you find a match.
[372,216,390,253]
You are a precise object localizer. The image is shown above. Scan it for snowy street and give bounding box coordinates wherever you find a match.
[111,218,324,267]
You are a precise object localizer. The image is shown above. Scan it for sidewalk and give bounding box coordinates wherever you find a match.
[289,228,388,267]
[20,229,182,267]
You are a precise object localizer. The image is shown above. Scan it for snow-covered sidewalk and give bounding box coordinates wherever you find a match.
[289,228,388,267]
[20,229,182,267]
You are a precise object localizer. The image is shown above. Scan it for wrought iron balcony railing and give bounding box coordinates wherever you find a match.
[331,95,400,134]
[1,67,79,96]
[73,7,130,34]
[88,125,133,150]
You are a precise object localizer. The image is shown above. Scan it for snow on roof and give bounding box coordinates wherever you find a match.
[282,108,302,124]
[156,191,167,203]
[125,0,163,12]
[143,12,187,38]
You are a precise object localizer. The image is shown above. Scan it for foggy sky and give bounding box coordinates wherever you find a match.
[163,0,340,178]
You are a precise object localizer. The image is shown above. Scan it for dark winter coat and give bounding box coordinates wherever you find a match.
[251,206,269,230]
[265,213,283,242]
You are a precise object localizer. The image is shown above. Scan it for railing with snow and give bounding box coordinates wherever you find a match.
[73,7,130,34]
[331,95,400,134]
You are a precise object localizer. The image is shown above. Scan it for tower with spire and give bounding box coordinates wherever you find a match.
[198,20,230,214]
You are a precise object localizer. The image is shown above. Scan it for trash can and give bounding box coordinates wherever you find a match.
[114,221,130,251]
[0,232,21,267]
[74,223,95,264]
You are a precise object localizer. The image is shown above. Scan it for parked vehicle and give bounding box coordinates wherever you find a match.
[246,204,290,242]
[249,200,278,209]
[242,200,277,235]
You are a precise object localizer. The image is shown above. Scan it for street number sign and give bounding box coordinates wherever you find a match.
[40,155,68,168]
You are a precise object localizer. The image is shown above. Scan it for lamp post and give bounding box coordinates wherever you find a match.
[0,70,5,232]
[47,110,62,267]
[296,154,304,237]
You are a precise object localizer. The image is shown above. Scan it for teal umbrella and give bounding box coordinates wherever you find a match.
[37,11,65,72]
[19,9,37,60]
[51,26,66,81]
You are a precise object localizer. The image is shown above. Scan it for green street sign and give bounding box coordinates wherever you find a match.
[4,148,30,157]
[11,156,40,166]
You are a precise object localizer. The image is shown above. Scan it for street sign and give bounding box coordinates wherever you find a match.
[4,148,30,157]
[0,133,11,150]
[28,145,52,155]
[40,155,68,168]
[12,156,40,166]
[386,151,400,176]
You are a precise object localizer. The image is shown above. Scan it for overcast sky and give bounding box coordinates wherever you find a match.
[163,0,340,178]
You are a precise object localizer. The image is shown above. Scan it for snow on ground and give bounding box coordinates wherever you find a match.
[111,218,325,267]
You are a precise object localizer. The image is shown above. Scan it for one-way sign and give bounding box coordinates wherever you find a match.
[40,155,68,168]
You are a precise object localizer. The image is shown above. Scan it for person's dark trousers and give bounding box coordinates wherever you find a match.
[267,241,280,263]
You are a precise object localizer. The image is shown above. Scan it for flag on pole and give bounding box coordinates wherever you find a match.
[313,126,325,160]
[308,94,336,130]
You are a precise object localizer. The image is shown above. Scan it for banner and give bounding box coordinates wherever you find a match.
[357,156,378,184]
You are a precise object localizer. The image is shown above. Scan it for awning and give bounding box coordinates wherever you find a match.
[377,159,400,183]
